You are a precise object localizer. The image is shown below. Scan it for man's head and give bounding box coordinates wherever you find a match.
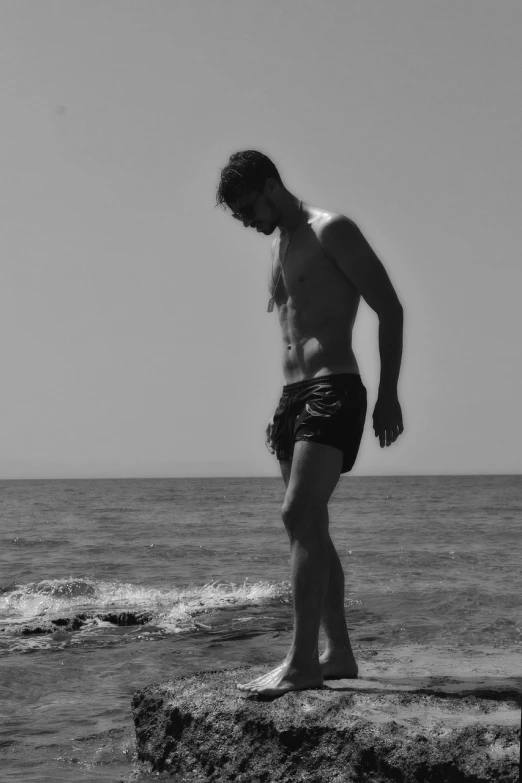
[216,150,285,234]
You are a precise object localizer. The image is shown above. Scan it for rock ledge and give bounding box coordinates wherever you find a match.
[132,646,521,782]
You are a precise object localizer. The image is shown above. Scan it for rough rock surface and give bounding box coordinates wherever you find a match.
[132,645,521,782]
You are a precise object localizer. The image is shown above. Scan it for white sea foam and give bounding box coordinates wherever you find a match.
[158,579,289,630]
[0,577,290,629]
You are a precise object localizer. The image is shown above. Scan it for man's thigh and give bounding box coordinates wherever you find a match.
[280,459,292,488]
[284,440,343,509]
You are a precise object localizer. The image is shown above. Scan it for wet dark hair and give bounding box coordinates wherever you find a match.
[215,150,283,209]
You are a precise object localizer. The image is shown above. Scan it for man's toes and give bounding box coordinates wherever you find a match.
[237,674,271,691]
[237,679,261,691]
[239,678,267,691]
[250,680,286,697]
[251,674,279,692]
[237,679,257,691]
[237,666,285,692]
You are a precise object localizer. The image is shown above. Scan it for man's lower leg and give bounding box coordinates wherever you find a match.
[319,535,358,677]
[286,508,331,669]
[236,505,329,695]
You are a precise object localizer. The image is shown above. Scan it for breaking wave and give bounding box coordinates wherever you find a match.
[0,576,291,636]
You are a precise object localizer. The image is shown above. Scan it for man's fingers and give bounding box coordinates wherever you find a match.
[265,439,275,454]
[265,422,275,454]
[387,426,402,446]
[265,420,274,451]
[375,425,403,447]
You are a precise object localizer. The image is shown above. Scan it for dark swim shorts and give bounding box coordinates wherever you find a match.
[271,374,367,474]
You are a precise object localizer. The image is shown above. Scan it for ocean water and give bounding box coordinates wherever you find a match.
[0,475,521,782]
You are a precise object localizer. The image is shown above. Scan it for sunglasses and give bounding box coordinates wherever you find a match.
[231,191,261,221]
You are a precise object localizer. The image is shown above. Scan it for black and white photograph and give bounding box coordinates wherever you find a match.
[1,2,521,781]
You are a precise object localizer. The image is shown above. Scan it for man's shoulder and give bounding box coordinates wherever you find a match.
[312,209,357,231]
[310,209,361,248]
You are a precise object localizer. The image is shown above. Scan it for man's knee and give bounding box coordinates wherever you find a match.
[281,495,327,536]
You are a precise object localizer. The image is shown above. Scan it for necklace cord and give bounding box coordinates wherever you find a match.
[267,200,303,313]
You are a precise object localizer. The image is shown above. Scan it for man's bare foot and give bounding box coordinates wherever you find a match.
[318,649,358,680]
[237,661,323,697]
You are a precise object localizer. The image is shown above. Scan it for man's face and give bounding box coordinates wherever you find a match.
[229,188,279,235]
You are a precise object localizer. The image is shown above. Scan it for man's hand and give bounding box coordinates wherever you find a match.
[372,394,404,448]
[265,416,276,454]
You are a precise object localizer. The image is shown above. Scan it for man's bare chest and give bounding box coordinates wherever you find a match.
[271,237,340,306]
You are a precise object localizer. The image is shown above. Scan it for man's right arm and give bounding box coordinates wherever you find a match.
[319,216,404,448]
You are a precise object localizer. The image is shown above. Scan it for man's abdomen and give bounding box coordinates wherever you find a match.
[278,292,360,384]
[281,332,359,385]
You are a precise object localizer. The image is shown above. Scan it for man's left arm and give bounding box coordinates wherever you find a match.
[320,216,404,448]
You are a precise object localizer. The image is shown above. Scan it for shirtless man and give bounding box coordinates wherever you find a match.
[216,150,404,697]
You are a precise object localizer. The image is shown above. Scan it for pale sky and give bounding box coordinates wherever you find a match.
[1,0,521,478]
